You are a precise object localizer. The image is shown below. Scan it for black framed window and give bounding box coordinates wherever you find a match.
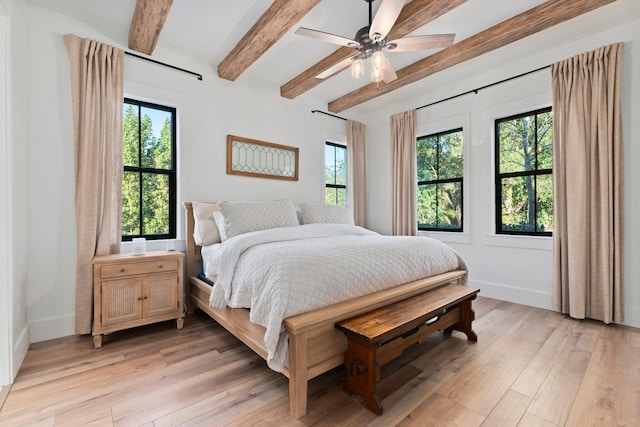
[495,107,553,236]
[122,98,177,241]
[417,128,463,231]
[325,142,347,205]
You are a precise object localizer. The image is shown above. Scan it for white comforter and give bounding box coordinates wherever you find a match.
[206,224,465,372]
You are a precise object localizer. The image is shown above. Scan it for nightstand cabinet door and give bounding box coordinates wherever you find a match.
[143,273,179,318]
[101,278,143,326]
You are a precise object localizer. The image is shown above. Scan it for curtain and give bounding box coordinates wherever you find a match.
[552,43,624,324]
[390,110,416,236]
[64,34,124,334]
[347,120,366,227]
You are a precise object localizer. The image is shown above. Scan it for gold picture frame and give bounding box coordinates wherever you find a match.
[226,135,299,181]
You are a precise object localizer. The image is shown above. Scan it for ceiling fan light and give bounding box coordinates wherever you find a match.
[351,58,364,79]
[371,63,383,83]
[372,50,385,68]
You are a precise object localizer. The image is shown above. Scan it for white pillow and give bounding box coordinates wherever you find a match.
[192,201,221,246]
[213,211,229,242]
[300,203,355,225]
[217,200,299,239]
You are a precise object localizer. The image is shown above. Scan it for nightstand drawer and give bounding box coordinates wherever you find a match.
[100,258,179,279]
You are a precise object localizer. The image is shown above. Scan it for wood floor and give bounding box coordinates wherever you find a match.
[1,296,638,426]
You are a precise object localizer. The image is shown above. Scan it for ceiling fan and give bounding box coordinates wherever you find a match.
[295,0,455,85]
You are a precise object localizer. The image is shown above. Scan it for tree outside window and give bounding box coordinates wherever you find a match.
[122,99,176,240]
[495,107,552,236]
[417,128,463,231]
[325,142,347,205]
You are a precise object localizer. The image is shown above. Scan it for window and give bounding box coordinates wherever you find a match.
[325,142,347,205]
[122,98,176,241]
[495,107,552,236]
[417,128,463,231]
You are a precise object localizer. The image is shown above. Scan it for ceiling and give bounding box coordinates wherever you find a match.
[28,0,638,114]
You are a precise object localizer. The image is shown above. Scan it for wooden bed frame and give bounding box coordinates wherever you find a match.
[183,202,467,418]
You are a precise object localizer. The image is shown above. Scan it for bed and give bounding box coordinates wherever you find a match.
[183,200,468,418]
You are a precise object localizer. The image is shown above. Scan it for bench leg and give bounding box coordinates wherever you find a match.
[444,297,478,342]
[343,341,383,415]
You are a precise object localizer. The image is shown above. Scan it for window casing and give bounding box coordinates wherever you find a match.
[122,98,177,241]
[495,107,552,236]
[325,142,347,205]
[417,128,464,232]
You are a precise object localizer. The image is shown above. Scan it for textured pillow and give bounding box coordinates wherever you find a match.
[300,203,355,225]
[217,200,299,239]
[192,201,221,246]
[213,211,229,242]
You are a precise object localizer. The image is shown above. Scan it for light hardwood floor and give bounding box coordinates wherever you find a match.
[1,296,638,426]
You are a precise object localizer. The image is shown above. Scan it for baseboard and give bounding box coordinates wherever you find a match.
[470,279,553,311]
[29,313,74,343]
[0,384,10,411]
[622,303,640,329]
[12,323,29,380]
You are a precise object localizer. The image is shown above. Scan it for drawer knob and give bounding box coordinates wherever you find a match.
[120,268,125,272]
[158,265,163,268]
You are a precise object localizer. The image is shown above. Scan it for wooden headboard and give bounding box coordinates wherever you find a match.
[183,202,200,280]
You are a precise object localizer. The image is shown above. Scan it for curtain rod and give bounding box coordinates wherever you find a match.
[311,110,347,121]
[416,64,550,110]
[125,51,203,81]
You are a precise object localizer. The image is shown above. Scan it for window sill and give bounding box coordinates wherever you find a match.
[120,239,185,254]
[484,234,552,251]
[418,231,471,245]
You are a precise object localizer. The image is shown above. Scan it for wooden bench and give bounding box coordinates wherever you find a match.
[335,283,480,415]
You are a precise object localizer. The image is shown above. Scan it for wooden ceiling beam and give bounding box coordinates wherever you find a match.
[328,0,617,113]
[280,0,467,100]
[218,0,322,81]
[128,0,174,55]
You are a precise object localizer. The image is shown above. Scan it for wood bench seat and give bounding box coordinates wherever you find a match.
[335,283,480,415]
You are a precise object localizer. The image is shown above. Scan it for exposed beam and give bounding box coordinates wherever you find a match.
[280,0,467,99]
[328,0,616,113]
[128,0,173,55]
[218,0,322,81]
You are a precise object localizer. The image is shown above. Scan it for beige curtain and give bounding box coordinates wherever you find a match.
[347,120,366,227]
[390,110,416,236]
[552,43,624,324]
[64,34,124,334]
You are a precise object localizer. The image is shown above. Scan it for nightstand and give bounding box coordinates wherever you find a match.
[92,251,184,348]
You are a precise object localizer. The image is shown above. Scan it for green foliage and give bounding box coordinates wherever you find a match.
[325,188,346,206]
[497,110,553,233]
[325,144,347,206]
[122,103,173,238]
[417,130,463,230]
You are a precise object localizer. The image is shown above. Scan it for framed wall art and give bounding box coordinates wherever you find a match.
[226,135,299,181]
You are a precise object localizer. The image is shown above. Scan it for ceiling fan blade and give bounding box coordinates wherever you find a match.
[369,0,405,42]
[316,56,355,79]
[382,55,397,83]
[386,34,455,52]
[295,27,360,48]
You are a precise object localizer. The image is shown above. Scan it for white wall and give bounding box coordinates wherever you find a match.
[23,4,359,342]
[0,3,12,387]
[365,17,640,328]
[0,0,30,386]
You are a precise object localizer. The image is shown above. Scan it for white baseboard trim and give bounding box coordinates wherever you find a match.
[470,279,553,311]
[29,313,74,343]
[472,281,640,329]
[12,323,29,380]
[622,303,640,329]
